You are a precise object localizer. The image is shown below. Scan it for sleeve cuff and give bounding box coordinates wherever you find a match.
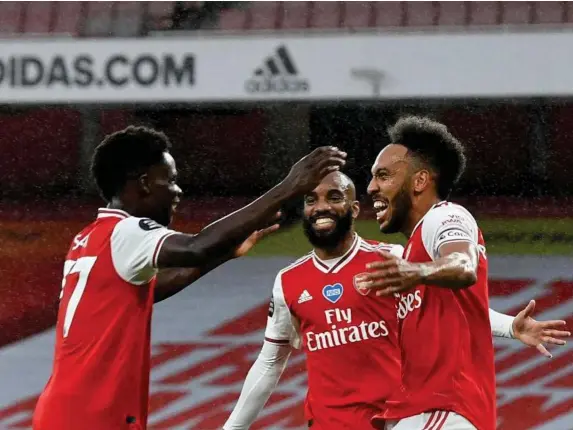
[489,308,515,339]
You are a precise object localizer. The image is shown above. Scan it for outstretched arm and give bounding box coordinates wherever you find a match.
[223,342,292,429]
[489,307,515,338]
[157,147,346,269]
[499,300,570,358]
[154,225,279,303]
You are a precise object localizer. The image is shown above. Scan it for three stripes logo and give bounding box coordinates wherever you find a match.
[245,45,309,94]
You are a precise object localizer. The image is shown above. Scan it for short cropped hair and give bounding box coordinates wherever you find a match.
[388,116,466,199]
[91,125,171,201]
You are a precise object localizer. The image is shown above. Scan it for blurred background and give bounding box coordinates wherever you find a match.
[0,1,572,429]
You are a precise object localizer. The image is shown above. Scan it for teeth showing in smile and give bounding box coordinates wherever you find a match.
[373,201,388,221]
[315,217,335,226]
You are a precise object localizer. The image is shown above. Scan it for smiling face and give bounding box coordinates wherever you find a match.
[302,171,359,250]
[367,144,414,234]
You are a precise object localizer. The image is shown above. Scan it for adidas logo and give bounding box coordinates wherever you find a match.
[298,289,313,304]
[245,45,310,94]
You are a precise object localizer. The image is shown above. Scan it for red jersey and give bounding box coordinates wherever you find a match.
[265,234,404,429]
[375,202,496,430]
[33,208,176,430]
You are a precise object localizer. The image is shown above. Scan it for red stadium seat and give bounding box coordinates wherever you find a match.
[53,1,82,36]
[281,1,309,30]
[566,2,573,23]
[113,1,143,36]
[23,1,52,34]
[218,8,248,31]
[311,1,341,29]
[83,1,114,36]
[342,2,373,29]
[145,1,175,31]
[249,1,279,30]
[0,2,23,35]
[534,1,565,24]
[405,1,435,27]
[374,1,403,28]
[502,1,532,25]
[468,1,499,26]
[437,1,468,27]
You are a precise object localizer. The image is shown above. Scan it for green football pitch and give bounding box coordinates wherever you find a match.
[247,218,573,257]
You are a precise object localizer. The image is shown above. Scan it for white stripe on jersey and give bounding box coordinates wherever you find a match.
[278,252,313,276]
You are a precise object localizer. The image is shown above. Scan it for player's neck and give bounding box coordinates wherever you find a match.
[107,197,136,217]
[403,196,442,237]
[314,232,356,260]
[107,193,151,218]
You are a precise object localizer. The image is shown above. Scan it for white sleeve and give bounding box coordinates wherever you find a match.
[489,308,515,339]
[264,273,302,349]
[111,217,177,285]
[223,341,291,429]
[376,243,404,258]
[421,204,479,261]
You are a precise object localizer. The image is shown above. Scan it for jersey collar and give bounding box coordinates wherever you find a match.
[312,233,360,274]
[97,208,130,219]
[409,200,447,237]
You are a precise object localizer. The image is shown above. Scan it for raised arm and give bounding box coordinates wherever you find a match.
[157,146,346,268]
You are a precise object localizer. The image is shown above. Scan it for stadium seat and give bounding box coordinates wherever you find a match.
[342,2,373,29]
[218,8,248,31]
[311,1,341,29]
[0,2,22,35]
[23,1,52,35]
[437,1,467,27]
[53,1,82,36]
[83,2,114,36]
[145,1,175,31]
[502,1,532,25]
[281,1,309,30]
[468,1,499,26]
[112,1,142,36]
[405,1,435,27]
[533,1,564,24]
[249,1,279,30]
[374,1,403,28]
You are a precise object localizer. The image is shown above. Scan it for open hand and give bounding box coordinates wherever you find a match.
[512,300,570,358]
[234,212,281,258]
[285,146,346,194]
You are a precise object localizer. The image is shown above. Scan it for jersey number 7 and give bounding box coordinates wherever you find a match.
[60,257,97,338]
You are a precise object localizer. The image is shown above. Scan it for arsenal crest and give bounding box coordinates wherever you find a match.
[353,273,371,296]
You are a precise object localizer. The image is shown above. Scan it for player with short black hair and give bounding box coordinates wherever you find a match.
[387,115,466,200]
[91,126,171,201]
[358,116,569,430]
[33,125,347,430]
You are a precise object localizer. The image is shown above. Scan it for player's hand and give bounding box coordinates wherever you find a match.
[283,146,346,194]
[233,212,281,258]
[356,250,424,296]
[512,300,570,358]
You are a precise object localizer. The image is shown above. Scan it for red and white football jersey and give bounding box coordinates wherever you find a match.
[33,208,176,430]
[376,202,496,430]
[265,234,404,429]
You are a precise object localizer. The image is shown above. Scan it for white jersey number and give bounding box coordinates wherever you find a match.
[60,257,97,338]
